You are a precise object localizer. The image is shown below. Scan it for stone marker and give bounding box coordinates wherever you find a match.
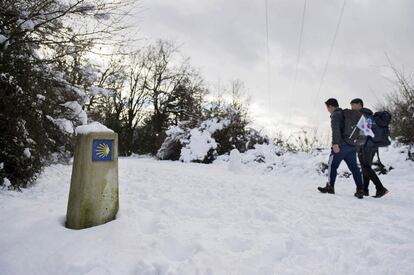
[66,123,119,229]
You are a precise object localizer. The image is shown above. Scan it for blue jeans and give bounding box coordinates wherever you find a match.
[327,144,363,188]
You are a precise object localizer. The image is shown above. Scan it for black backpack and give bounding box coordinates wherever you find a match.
[342,109,367,146]
[370,111,392,147]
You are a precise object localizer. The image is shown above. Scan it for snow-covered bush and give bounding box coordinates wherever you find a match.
[408,149,414,162]
[157,118,230,163]
[157,80,269,163]
[214,142,409,181]
[180,118,230,163]
[292,129,326,153]
[156,125,187,161]
[204,96,269,156]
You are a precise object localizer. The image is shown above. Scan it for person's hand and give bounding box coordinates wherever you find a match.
[332,144,340,154]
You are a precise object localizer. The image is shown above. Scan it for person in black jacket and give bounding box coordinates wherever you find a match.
[350,98,389,198]
[318,98,365,199]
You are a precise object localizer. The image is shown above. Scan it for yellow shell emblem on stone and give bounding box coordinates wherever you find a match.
[96,143,111,158]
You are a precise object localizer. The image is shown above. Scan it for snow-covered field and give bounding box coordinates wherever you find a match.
[1,146,414,275]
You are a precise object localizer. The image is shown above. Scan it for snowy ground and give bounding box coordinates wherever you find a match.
[1,148,414,275]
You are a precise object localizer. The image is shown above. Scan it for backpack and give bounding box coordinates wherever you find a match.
[370,111,392,147]
[342,109,367,146]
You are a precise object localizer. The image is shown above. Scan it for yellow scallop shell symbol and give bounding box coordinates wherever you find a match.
[96,143,111,158]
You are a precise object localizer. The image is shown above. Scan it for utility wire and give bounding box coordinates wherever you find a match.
[265,0,271,111]
[312,0,347,111]
[288,0,308,121]
[291,0,307,96]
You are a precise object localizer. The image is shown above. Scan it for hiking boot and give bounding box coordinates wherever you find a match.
[318,184,335,194]
[373,188,389,198]
[354,189,364,199]
[363,189,370,196]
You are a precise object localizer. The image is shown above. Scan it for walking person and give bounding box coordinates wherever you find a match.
[318,98,365,199]
[350,98,389,198]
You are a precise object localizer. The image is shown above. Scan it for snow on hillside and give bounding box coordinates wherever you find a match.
[215,143,412,180]
[0,145,413,275]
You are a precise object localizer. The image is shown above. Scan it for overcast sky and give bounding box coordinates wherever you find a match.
[132,0,414,137]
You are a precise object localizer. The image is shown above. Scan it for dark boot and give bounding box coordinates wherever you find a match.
[363,189,370,196]
[318,184,335,194]
[354,189,364,199]
[373,188,389,198]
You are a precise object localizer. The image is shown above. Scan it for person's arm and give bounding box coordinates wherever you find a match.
[331,112,342,153]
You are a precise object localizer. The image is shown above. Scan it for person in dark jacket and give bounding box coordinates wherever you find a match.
[318,98,365,199]
[350,98,389,198]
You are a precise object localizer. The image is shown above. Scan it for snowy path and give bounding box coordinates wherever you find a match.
[1,157,414,275]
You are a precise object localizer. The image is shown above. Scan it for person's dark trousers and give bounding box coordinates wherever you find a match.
[327,143,363,189]
[358,146,385,191]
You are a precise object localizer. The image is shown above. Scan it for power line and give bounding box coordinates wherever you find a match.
[291,0,307,96]
[312,0,347,111]
[264,0,271,111]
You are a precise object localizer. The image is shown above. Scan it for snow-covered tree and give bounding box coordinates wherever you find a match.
[0,0,133,188]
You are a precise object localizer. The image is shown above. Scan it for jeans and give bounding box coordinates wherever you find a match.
[327,143,363,189]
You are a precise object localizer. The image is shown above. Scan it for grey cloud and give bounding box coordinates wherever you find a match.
[134,0,414,136]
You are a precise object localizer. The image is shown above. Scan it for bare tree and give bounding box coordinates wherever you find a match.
[381,67,414,145]
[130,40,206,154]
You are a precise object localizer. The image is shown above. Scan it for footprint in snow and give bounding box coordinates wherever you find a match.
[134,261,170,275]
[139,211,161,234]
[161,236,201,261]
[225,237,253,253]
